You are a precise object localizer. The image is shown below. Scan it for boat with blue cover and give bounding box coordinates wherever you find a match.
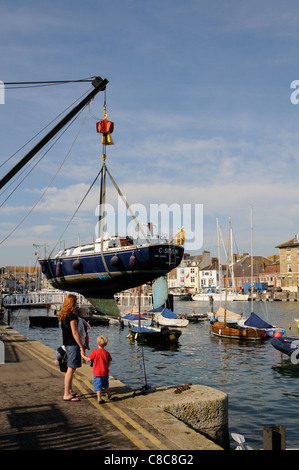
[121,312,153,327]
[238,312,285,338]
[153,306,189,327]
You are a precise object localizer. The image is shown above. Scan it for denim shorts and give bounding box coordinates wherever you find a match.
[94,376,109,391]
[65,345,81,369]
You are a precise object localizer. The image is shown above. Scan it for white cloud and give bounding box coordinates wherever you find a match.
[31,224,55,235]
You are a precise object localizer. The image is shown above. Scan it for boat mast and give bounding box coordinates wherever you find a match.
[230,224,235,294]
[250,206,254,311]
[224,221,231,326]
[0,76,108,190]
[216,218,222,305]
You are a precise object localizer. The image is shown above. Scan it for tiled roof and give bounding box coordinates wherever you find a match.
[227,255,273,277]
[276,235,299,248]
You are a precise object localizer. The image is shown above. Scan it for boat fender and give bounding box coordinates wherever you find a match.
[72,259,82,270]
[56,262,62,277]
[129,255,136,270]
[41,261,47,274]
[110,255,120,267]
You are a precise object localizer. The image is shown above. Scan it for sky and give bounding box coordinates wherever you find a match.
[1,0,299,267]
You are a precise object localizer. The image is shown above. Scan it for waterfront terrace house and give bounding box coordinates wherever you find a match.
[168,251,211,292]
[199,260,221,291]
[259,261,281,289]
[227,254,274,291]
[276,234,299,292]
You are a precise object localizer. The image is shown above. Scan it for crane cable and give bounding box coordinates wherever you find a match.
[0,87,93,170]
[0,103,91,246]
[1,77,96,89]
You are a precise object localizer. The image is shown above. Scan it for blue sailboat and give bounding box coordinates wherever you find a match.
[39,236,183,317]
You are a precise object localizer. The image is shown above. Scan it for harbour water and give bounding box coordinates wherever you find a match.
[5,299,299,450]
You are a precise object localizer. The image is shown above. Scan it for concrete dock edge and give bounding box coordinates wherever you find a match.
[0,323,226,450]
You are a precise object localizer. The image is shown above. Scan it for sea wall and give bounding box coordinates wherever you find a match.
[163,385,229,448]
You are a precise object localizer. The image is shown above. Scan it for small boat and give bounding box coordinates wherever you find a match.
[271,336,299,359]
[85,314,110,326]
[121,312,153,327]
[210,321,265,340]
[192,291,248,302]
[185,311,208,322]
[172,291,193,301]
[238,312,285,338]
[210,306,242,324]
[154,307,189,327]
[128,324,181,344]
[29,316,59,327]
[192,292,215,301]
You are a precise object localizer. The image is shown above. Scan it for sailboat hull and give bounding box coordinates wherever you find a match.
[210,322,265,340]
[38,243,184,315]
[128,324,182,344]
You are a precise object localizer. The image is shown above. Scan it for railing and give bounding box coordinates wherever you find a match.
[1,291,89,307]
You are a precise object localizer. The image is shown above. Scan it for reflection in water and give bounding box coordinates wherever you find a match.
[272,360,299,378]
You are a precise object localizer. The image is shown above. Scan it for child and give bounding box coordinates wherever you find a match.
[77,307,92,357]
[81,335,113,404]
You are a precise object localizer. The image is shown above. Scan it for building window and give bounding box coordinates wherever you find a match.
[288,264,292,273]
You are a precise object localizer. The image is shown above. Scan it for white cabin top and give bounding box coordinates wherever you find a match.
[54,235,136,258]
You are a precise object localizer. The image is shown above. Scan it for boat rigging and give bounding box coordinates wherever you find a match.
[1,76,184,317]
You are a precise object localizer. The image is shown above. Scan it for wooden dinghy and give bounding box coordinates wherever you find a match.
[210,321,265,340]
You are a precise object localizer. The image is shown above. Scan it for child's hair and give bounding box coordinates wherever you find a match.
[97,335,108,347]
[77,307,88,317]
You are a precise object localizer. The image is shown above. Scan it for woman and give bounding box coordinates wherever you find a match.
[58,294,85,401]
